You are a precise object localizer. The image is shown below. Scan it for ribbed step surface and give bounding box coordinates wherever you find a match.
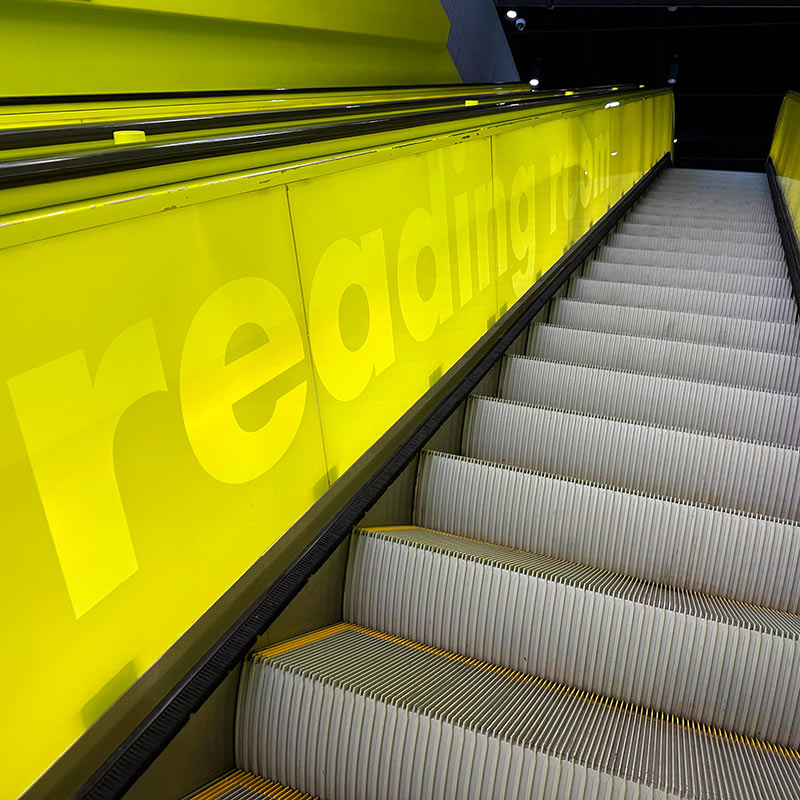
[597,244,787,276]
[618,220,781,246]
[549,298,800,353]
[608,232,783,261]
[635,199,776,223]
[232,167,800,800]
[186,771,315,799]
[462,395,800,520]
[528,324,800,393]
[415,451,800,614]
[238,626,800,800]
[568,278,797,323]
[626,211,778,234]
[346,526,800,747]
[500,355,800,446]
[584,260,792,298]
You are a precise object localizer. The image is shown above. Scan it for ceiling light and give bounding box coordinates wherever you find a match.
[611,151,618,156]
[529,78,540,87]
[667,59,679,85]
[605,101,620,109]
[506,9,518,19]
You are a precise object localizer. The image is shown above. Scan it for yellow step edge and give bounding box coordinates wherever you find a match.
[253,622,800,760]
[187,768,316,799]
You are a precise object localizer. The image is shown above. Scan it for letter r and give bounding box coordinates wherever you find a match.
[8,320,167,618]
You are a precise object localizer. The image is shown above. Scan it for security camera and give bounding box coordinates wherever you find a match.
[515,17,526,30]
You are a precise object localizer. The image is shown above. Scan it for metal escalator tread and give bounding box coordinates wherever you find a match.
[634,200,776,222]
[185,770,316,799]
[618,221,781,246]
[233,167,800,798]
[528,323,800,393]
[499,355,800,446]
[414,451,800,614]
[625,212,778,234]
[237,625,800,800]
[567,277,797,322]
[345,525,800,747]
[644,191,772,207]
[584,260,792,298]
[549,298,800,352]
[462,395,800,520]
[608,232,783,260]
[595,244,787,276]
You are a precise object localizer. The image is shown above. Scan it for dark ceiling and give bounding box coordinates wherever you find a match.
[495,2,800,171]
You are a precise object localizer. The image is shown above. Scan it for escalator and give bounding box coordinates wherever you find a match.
[191,167,800,799]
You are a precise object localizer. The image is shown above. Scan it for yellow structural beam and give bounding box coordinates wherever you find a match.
[1,0,460,97]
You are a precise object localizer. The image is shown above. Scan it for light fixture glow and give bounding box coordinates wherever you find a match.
[529,78,540,87]
[506,9,518,18]
[611,151,618,156]
[673,138,678,143]
[605,101,620,109]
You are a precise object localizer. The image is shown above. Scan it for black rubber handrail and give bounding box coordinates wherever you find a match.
[0,90,540,150]
[0,81,532,106]
[0,85,656,190]
[74,150,670,800]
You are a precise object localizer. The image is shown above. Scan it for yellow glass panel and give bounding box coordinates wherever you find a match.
[0,186,327,799]
[0,90,673,798]
[289,138,498,475]
[771,91,800,237]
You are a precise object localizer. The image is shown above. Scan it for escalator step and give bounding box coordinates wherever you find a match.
[237,625,800,800]
[644,192,772,209]
[568,277,797,322]
[666,167,765,180]
[626,211,778,234]
[549,298,800,353]
[528,324,800,393]
[618,221,781,247]
[185,769,314,799]
[462,395,800,520]
[608,232,783,261]
[346,525,800,747]
[635,199,776,222]
[596,244,787,276]
[499,355,800,446]
[584,260,792,298]
[415,451,800,614]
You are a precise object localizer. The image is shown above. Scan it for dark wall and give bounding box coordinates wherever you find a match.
[497,5,800,171]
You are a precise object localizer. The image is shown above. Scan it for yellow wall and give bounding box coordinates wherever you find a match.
[1,0,459,96]
[772,91,800,238]
[0,90,673,799]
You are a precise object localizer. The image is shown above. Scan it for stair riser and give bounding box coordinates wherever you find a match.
[347,531,800,748]
[569,278,797,323]
[618,221,781,246]
[416,453,800,614]
[626,213,778,234]
[597,245,787,276]
[608,233,783,261]
[584,261,792,298]
[463,398,800,520]
[529,324,800,394]
[501,355,800,447]
[550,299,800,354]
